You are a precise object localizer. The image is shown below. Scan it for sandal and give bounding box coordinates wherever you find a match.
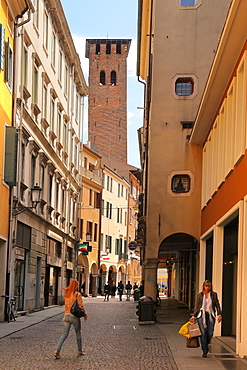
[54,350,61,359]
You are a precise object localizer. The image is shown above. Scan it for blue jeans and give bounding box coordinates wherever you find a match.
[198,312,215,353]
[56,314,82,352]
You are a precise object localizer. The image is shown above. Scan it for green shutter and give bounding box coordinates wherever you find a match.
[4,126,18,186]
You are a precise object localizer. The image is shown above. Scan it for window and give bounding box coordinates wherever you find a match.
[31,155,36,187]
[110,71,116,86]
[33,0,39,28]
[89,189,93,206]
[32,61,38,103]
[171,174,191,193]
[21,143,25,183]
[57,110,62,142]
[48,174,53,205]
[75,94,79,122]
[22,45,28,86]
[42,84,47,119]
[116,43,121,54]
[101,199,104,216]
[106,43,111,54]
[51,33,56,67]
[175,77,194,96]
[100,70,105,85]
[94,223,98,242]
[43,13,48,50]
[63,121,67,152]
[180,0,195,5]
[118,183,121,197]
[55,182,59,210]
[67,246,73,262]
[50,96,55,131]
[55,241,62,258]
[58,51,62,82]
[40,164,45,197]
[96,43,100,54]
[64,65,68,95]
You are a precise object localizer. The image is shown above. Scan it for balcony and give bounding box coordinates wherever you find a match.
[81,167,102,187]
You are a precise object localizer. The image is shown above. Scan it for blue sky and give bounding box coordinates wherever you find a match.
[60,0,144,167]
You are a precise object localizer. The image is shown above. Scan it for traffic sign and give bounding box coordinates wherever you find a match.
[128,241,137,251]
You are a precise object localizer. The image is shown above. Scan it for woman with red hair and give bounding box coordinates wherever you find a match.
[54,280,87,359]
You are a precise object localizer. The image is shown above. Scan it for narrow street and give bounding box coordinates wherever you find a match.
[0,298,177,370]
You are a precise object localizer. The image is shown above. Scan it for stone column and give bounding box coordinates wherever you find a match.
[143,258,160,301]
[91,274,98,297]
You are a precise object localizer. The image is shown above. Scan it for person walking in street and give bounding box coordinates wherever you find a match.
[190,280,222,358]
[125,281,132,301]
[54,280,87,359]
[104,281,111,301]
[111,282,117,298]
[118,280,124,301]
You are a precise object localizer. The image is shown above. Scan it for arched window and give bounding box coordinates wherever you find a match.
[110,71,117,86]
[100,70,105,85]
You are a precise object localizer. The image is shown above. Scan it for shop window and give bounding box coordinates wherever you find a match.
[171,174,191,193]
[100,70,105,85]
[175,77,194,96]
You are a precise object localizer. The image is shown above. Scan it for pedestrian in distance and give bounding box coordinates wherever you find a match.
[111,282,117,298]
[118,280,124,301]
[133,282,138,290]
[190,280,222,358]
[104,281,111,301]
[125,281,132,301]
[54,280,87,359]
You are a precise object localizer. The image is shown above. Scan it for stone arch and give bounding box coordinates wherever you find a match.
[118,265,125,283]
[158,232,198,308]
[108,265,117,285]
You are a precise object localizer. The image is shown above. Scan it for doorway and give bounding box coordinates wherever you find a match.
[222,217,238,337]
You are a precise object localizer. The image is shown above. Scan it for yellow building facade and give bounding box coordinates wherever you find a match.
[0,0,29,321]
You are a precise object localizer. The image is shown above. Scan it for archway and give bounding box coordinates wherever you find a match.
[118,265,125,284]
[98,264,107,295]
[158,233,198,308]
[108,265,117,285]
[77,253,89,295]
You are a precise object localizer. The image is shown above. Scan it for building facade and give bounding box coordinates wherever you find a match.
[190,0,247,357]
[86,38,131,163]
[0,0,29,321]
[7,0,87,314]
[77,144,103,297]
[137,0,231,305]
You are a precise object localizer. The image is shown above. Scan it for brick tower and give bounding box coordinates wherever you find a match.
[85,39,131,163]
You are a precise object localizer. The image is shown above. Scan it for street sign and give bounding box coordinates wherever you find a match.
[128,241,137,251]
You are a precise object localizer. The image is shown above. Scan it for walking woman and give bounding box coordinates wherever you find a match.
[190,280,222,358]
[54,280,87,359]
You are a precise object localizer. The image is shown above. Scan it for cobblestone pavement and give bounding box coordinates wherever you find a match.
[0,298,178,370]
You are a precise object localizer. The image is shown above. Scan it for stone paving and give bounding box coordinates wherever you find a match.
[0,298,178,370]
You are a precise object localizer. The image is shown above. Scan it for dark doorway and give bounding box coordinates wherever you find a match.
[222,217,238,337]
[205,236,213,282]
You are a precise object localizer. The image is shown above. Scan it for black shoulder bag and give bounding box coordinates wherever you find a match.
[70,293,85,318]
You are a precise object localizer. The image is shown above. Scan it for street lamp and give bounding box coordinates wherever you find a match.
[86,231,92,242]
[12,183,42,216]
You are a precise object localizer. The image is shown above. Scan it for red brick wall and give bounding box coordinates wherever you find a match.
[88,42,128,163]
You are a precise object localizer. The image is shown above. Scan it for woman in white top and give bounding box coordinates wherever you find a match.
[190,280,222,358]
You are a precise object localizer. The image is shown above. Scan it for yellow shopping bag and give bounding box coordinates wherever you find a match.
[178,321,191,338]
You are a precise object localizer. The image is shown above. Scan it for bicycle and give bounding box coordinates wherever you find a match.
[1,295,18,322]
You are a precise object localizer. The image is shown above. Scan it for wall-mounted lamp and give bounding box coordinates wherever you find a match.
[12,184,42,216]
[86,231,92,242]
